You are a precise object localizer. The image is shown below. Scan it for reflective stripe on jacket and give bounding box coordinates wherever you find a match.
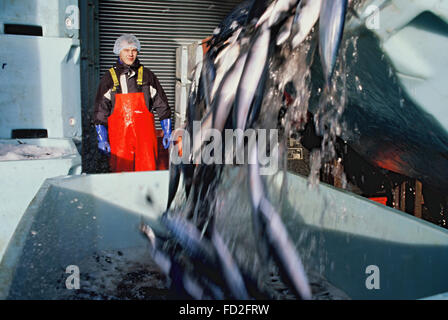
[93,58,171,126]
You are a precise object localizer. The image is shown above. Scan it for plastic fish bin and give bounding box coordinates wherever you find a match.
[0,138,81,264]
[0,171,168,299]
[0,169,447,300]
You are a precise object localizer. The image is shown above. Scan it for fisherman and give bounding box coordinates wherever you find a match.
[93,34,172,172]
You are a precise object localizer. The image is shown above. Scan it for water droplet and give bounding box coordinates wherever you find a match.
[388,66,395,78]
[400,98,405,108]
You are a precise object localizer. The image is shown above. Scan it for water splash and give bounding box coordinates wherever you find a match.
[309,36,353,190]
[163,1,366,300]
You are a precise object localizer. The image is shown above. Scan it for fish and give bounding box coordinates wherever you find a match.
[210,228,250,299]
[248,142,312,300]
[268,0,300,27]
[161,211,252,299]
[209,0,255,48]
[161,211,216,263]
[211,36,241,101]
[245,61,268,130]
[247,0,271,25]
[319,0,348,85]
[189,41,250,163]
[142,222,233,299]
[187,163,224,227]
[276,15,294,46]
[257,197,312,299]
[256,1,276,28]
[140,223,206,299]
[234,21,271,146]
[198,52,216,112]
[291,0,322,48]
[248,141,272,264]
[157,0,353,300]
[160,213,225,289]
[212,48,249,133]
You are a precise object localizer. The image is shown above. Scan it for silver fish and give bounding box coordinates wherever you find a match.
[319,0,348,85]
[268,0,300,27]
[258,197,312,299]
[161,212,251,299]
[248,141,265,210]
[211,38,242,102]
[161,212,215,262]
[190,43,250,163]
[234,21,270,147]
[256,1,276,28]
[140,223,205,299]
[276,15,294,46]
[201,51,219,112]
[212,50,249,132]
[248,143,311,300]
[248,142,270,263]
[141,224,171,274]
[211,229,250,299]
[291,0,322,48]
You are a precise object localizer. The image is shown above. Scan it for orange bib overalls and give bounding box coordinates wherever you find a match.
[107,67,158,172]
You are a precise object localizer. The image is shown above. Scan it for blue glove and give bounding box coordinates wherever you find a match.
[95,125,111,155]
[161,118,172,149]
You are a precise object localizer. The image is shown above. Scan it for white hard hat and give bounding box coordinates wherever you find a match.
[113,34,141,55]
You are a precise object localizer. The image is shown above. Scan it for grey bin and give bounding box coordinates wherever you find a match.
[1,169,448,300]
[0,138,81,266]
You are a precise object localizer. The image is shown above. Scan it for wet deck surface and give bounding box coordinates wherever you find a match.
[60,248,349,300]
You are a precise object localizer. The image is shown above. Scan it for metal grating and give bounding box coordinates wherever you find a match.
[98,0,242,128]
